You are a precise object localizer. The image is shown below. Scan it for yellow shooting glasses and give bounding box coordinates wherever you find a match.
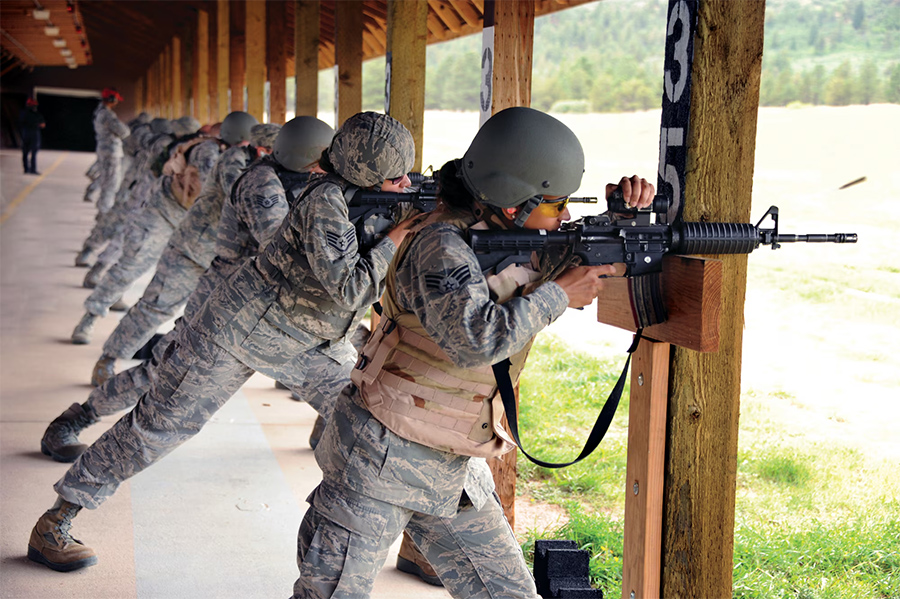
[533,195,570,217]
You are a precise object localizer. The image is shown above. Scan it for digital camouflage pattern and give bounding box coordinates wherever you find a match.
[92,103,130,213]
[100,144,257,360]
[55,113,411,512]
[294,389,537,599]
[324,112,414,187]
[83,139,222,318]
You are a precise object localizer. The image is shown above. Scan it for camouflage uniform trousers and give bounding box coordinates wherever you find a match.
[83,199,180,318]
[83,268,220,418]
[292,391,538,599]
[54,318,354,510]
[79,200,125,257]
[95,151,124,214]
[101,246,206,360]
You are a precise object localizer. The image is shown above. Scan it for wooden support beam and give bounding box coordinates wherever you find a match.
[386,0,428,173]
[595,256,723,353]
[196,9,210,124]
[230,0,246,112]
[266,0,288,124]
[334,0,363,128]
[481,0,536,531]
[450,0,482,26]
[172,36,183,117]
[163,44,171,118]
[660,1,766,598]
[246,0,266,122]
[621,340,670,599]
[428,0,464,34]
[294,0,320,118]
[217,0,230,120]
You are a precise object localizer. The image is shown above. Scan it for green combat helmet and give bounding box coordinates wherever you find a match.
[149,117,173,135]
[250,123,282,150]
[460,106,585,227]
[219,111,259,146]
[272,116,335,173]
[171,115,201,137]
[324,112,414,187]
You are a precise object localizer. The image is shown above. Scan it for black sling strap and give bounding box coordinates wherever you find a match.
[491,328,643,468]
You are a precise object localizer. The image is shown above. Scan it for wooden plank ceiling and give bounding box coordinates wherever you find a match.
[2,0,593,79]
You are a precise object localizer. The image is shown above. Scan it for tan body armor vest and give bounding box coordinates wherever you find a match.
[351,210,543,459]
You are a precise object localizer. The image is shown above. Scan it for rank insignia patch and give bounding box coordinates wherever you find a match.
[326,229,356,254]
[256,194,280,209]
[424,265,471,294]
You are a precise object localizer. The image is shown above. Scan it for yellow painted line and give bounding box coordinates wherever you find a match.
[0,152,68,226]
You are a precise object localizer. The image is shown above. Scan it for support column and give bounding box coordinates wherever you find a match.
[163,44,172,118]
[266,0,288,124]
[660,1,766,598]
[245,0,266,122]
[172,36,183,117]
[217,0,230,120]
[230,0,246,112]
[135,75,144,114]
[196,9,209,124]
[334,0,363,128]
[386,0,428,172]
[480,0,535,530]
[293,0,320,118]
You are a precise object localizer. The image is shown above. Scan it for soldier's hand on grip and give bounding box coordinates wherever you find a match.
[555,264,616,309]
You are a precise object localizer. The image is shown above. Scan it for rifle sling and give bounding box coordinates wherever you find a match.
[491,328,643,469]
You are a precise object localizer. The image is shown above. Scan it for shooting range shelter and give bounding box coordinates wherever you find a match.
[1,1,767,597]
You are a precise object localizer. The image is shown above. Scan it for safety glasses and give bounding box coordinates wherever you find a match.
[532,196,570,217]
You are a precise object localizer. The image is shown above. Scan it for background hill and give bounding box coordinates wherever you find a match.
[307,0,900,113]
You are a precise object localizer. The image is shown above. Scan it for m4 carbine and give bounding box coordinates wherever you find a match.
[345,173,439,249]
[469,190,857,325]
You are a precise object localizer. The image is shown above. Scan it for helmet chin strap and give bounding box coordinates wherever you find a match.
[513,196,542,228]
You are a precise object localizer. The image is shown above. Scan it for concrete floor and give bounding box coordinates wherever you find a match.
[0,149,452,599]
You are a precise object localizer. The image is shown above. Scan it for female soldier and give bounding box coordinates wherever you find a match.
[293,106,654,598]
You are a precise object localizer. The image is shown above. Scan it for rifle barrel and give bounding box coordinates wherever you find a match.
[775,233,858,243]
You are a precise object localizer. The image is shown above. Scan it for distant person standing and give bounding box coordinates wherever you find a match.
[19,98,45,175]
[92,88,130,214]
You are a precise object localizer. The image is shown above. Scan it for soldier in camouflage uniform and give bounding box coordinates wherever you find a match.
[39,118,340,464]
[70,116,221,345]
[74,89,130,267]
[86,112,261,387]
[77,115,155,280]
[27,112,416,573]
[80,118,178,286]
[288,107,656,598]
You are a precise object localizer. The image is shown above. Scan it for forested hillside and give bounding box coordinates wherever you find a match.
[325,0,900,113]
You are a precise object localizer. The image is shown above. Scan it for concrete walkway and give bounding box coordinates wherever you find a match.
[0,149,452,599]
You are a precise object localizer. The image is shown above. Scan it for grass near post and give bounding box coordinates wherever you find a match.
[515,334,900,599]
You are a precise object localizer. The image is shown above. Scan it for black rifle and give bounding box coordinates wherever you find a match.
[470,189,857,278]
[345,174,440,249]
[478,190,857,469]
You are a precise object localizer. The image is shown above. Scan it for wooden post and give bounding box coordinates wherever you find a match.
[334,0,363,128]
[245,0,266,122]
[480,0,535,530]
[230,0,246,112]
[172,36,183,117]
[135,75,144,114]
[196,9,210,124]
[217,0,230,120]
[294,0,320,118]
[621,340,670,599]
[660,1,766,597]
[164,44,173,118]
[386,0,428,172]
[266,0,288,124]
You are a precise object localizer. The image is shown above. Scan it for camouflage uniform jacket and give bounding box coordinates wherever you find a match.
[166,144,256,267]
[93,103,130,158]
[256,173,396,344]
[317,207,569,517]
[127,133,175,213]
[148,138,222,228]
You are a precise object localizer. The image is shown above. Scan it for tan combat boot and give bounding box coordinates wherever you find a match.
[27,500,98,572]
[41,402,99,462]
[74,249,93,268]
[71,313,98,345]
[91,355,117,387]
[109,298,129,312]
[396,531,442,586]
